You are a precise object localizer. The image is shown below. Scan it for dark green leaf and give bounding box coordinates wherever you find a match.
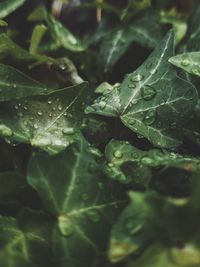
[27,138,125,267]
[86,30,197,148]
[0,82,88,154]
[0,210,53,267]
[46,14,86,52]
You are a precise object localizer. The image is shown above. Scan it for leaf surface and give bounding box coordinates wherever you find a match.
[0,82,88,154]
[86,30,197,148]
[0,0,26,18]
[27,138,125,267]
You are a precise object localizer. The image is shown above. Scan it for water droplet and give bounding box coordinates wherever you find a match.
[141,86,156,100]
[18,112,24,117]
[192,68,200,76]
[81,193,89,201]
[129,118,136,125]
[143,109,156,125]
[37,111,43,116]
[86,210,100,223]
[181,59,189,66]
[140,156,153,165]
[23,106,28,110]
[58,215,74,237]
[150,69,157,75]
[62,128,75,135]
[128,83,136,89]
[33,123,39,129]
[114,150,123,159]
[107,162,114,168]
[48,99,52,104]
[14,105,19,110]
[0,125,13,137]
[49,112,52,117]
[58,105,62,111]
[131,74,143,82]
[13,84,17,88]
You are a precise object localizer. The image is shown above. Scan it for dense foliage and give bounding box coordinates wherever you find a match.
[0,0,200,267]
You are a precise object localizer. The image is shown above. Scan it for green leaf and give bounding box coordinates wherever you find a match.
[30,24,47,55]
[169,52,200,76]
[46,14,86,52]
[0,63,50,101]
[0,0,26,19]
[108,191,154,263]
[0,210,54,267]
[0,82,88,155]
[27,138,125,267]
[98,10,162,71]
[86,30,197,148]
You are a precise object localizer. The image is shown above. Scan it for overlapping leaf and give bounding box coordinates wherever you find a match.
[98,10,162,71]
[0,209,53,267]
[169,52,200,76]
[0,82,88,154]
[27,138,125,267]
[86,30,197,148]
[105,139,199,185]
[0,0,26,19]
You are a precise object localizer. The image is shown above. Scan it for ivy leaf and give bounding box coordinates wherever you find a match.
[98,10,162,71]
[0,0,26,19]
[108,191,154,263]
[46,14,86,52]
[0,82,88,155]
[86,30,197,148]
[0,63,50,101]
[169,52,200,76]
[27,138,125,267]
[0,209,54,267]
[105,139,199,186]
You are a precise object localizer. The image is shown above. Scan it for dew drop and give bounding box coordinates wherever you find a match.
[143,109,156,125]
[141,86,156,100]
[150,69,157,75]
[58,215,74,237]
[62,128,75,135]
[128,83,136,89]
[37,111,43,116]
[33,123,39,129]
[58,105,62,111]
[107,162,114,168]
[0,125,13,137]
[18,112,24,117]
[48,99,52,105]
[86,210,100,223]
[114,150,123,159]
[131,74,144,82]
[181,59,189,66]
[140,156,153,165]
[192,68,200,76]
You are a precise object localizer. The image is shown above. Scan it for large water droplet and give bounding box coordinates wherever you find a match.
[181,59,189,66]
[58,215,74,237]
[131,74,144,82]
[143,109,156,125]
[37,111,43,116]
[141,86,156,100]
[0,125,13,137]
[114,150,123,159]
[86,210,100,223]
[192,68,200,76]
[33,123,39,129]
[62,128,75,135]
